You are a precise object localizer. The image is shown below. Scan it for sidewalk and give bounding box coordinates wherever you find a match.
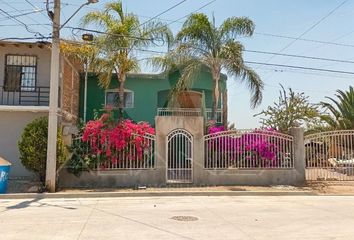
[5,179,354,199]
[2,182,313,199]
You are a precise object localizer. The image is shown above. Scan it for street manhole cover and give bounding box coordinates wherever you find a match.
[171,216,199,221]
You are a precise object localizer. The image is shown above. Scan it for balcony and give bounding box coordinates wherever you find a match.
[0,86,50,106]
[205,109,223,124]
[157,108,223,123]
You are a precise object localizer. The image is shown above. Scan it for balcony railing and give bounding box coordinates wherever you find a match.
[206,109,223,123]
[0,86,50,106]
[157,108,202,117]
[157,108,223,123]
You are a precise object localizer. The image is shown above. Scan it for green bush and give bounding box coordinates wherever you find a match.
[66,136,98,177]
[18,117,67,182]
[66,120,100,177]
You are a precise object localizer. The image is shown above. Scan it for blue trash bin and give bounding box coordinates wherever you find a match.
[0,158,11,194]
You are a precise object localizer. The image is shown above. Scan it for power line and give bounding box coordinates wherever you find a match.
[24,0,51,20]
[60,2,100,11]
[54,33,354,67]
[258,0,349,86]
[0,9,46,21]
[245,61,354,76]
[65,26,162,42]
[251,64,354,80]
[166,0,216,26]
[264,83,333,94]
[0,23,51,27]
[139,0,187,27]
[0,36,51,41]
[0,0,50,31]
[57,37,354,66]
[5,8,33,13]
[254,32,354,48]
[135,0,216,27]
[137,14,184,24]
[0,8,44,37]
[244,49,354,64]
[73,0,215,42]
[275,0,348,55]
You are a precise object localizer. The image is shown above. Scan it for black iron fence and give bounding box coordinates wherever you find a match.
[0,86,50,106]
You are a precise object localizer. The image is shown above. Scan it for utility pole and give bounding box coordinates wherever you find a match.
[46,0,60,192]
[45,0,98,192]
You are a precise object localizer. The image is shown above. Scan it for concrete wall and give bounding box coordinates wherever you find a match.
[194,169,304,186]
[0,109,48,178]
[155,116,205,184]
[59,169,164,188]
[59,118,306,188]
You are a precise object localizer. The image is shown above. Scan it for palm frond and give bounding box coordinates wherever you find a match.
[241,66,263,108]
[221,41,263,108]
[176,13,214,52]
[105,1,125,21]
[219,17,255,41]
[168,59,204,107]
[321,86,354,129]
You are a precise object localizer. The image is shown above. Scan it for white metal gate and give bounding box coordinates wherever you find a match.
[167,129,193,183]
[305,130,354,181]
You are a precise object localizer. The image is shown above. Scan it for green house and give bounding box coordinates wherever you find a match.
[79,68,227,126]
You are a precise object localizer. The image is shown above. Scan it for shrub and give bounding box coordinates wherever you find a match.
[67,113,155,174]
[66,121,98,177]
[82,118,155,169]
[66,135,98,177]
[206,125,281,168]
[18,117,67,182]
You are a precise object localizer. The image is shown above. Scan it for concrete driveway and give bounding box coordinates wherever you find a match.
[0,196,354,239]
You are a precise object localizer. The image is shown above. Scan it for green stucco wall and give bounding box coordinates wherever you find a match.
[79,69,226,126]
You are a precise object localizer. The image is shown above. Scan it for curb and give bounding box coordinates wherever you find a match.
[0,191,316,199]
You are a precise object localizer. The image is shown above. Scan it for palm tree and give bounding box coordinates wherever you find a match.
[82,1,172,120]
[153,14,263,127]
[321,86,354,130]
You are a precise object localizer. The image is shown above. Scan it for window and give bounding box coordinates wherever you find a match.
[4,55,37,91]
[105,89,134,108]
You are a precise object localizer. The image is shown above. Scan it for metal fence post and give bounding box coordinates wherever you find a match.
[289,127,306,184]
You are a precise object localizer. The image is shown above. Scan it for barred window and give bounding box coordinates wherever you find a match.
[4,55,37,91]
[105,89,134,108]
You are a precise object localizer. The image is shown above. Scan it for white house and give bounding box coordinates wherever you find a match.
[0,40,80,179]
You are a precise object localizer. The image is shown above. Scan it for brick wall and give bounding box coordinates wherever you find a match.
[61,56,80,123]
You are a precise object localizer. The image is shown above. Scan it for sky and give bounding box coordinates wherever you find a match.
[0,0,353,128]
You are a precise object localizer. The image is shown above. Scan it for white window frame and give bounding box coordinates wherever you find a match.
[105,89,134,109]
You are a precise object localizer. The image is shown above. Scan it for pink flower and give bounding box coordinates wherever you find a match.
[82,116,155,165]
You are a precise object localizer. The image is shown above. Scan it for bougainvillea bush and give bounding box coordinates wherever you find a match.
[68,114,155,174]
[206,125,289,168]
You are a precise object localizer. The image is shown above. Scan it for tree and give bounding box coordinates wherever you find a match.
[321,86,354,130]
[82,1,172,120]
[255,85,322,133]
[60,40,99,71]
[152,14,263,128]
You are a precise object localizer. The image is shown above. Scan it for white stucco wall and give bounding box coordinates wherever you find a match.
[0,109,48,178]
